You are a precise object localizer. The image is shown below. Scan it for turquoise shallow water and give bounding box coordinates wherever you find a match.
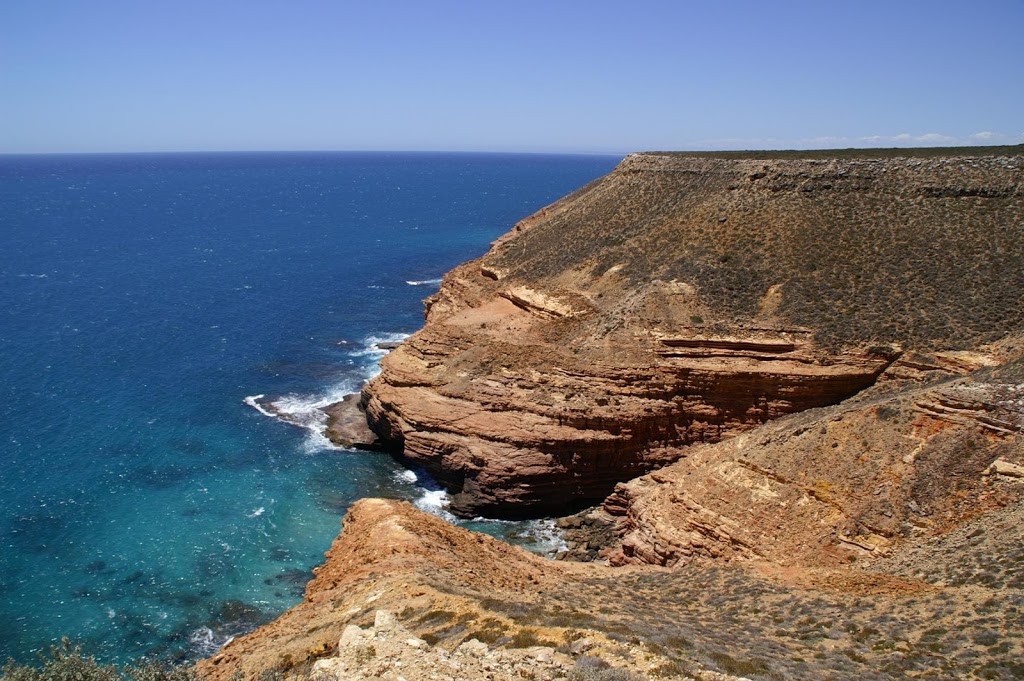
[0,152,620,663]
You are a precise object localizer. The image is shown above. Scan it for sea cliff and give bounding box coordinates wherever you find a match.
[206,147,1024,680]
[361,148,1024,517]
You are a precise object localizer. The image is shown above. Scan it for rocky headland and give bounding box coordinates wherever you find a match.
[206,146,1024,680]
[361,147,1024,518]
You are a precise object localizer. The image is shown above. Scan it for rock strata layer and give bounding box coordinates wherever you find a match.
[603,355,1024,568]
[360,150,1024,517]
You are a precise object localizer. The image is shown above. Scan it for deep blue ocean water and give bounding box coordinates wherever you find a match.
[0,152,620,663]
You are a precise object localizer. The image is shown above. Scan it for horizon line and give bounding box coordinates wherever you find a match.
[2,142,1022,159]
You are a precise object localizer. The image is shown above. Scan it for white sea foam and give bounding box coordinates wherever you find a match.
[521,518,570,556]
[405,482,568,556]
[267,382,357,454]
[247,507,265,518]
[459,514,569,556]
[413,489,458,522]
[242,394,275,418]
[348,332,411,362]
[244,332,411,453]
[396,469,418,484]
[189,627,234,657]
[405,278,442,286]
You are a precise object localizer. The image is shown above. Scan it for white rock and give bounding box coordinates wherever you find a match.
[311,658,347,679]
[374,609,399,634]
[458,638,489,656]
[985,458,1024,479]
[339,624,366,648]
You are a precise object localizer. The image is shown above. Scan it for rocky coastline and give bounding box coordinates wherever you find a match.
[358,148,1024,517]
[206,146,1024,680]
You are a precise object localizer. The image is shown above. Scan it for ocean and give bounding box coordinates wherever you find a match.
[0,152,620,663]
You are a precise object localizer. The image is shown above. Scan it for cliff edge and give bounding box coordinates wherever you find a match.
[212,148,1024,680]
[201,490,1024,679]
[360,149,1024,517]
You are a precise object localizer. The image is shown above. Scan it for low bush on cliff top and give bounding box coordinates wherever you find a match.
[1,640,196,681]
[567,656,644,681]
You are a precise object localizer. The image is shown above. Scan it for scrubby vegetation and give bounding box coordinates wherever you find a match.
[487,151,1024,350]
[567,656,643,681]
[1,640,196,681]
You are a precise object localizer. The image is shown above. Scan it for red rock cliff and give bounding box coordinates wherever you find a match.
[360,150,1024,518]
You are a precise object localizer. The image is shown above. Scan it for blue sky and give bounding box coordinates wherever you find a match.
[1,0,1022,154]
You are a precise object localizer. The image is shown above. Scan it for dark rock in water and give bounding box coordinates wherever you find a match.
[273,568,313,586]
[315,493,350,514]
[556,508,618,562]
[216,599,261,622]
[5,510,65,555]
[272,568,314,597]
[197,552,228,578]
[268,547,292,562]
[376,341,402,350]
[190,601,274,662]
[322,392,382,450]
[180,594,203,608]
[213,599,270,635]
[84,559,107,574]
[122,570,146,584]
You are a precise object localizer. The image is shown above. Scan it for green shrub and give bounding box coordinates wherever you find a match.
[1,639,196,681]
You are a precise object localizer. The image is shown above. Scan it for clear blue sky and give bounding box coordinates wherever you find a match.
[2,0,1022,154]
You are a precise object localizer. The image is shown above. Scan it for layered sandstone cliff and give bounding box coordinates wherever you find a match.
[603,348,1024,568]
[360,149,1024,517]
[211,148,1024,680]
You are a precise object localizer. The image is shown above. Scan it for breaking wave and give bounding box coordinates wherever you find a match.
[188,626,234,657]
[243,333,408,453]
[348,332,410,361]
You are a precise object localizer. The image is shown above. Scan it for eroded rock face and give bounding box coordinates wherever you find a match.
[360,151,1024,517]
[195,499,677,681]
[363,331,895,517]
[603,358,1024,568]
